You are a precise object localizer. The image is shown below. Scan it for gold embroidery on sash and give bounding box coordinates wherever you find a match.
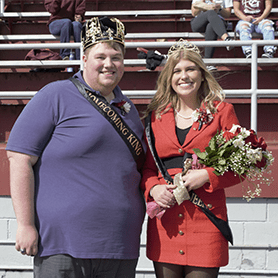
[87,90,143,156]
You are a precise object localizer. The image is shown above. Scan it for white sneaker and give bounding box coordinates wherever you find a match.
[225,37,234,51]
[262,50,274,58]
[206,65,217,71]
[245,50,252,59]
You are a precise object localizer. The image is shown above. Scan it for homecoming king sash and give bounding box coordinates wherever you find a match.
[70,77,145,170]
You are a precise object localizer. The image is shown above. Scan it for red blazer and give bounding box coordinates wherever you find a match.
[141,101,242,267]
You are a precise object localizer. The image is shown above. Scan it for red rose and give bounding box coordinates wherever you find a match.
[114,101,126,107]
[234,127,241,136]
[257,137,267,151]
[256,156,267,169]
[245,130,267,150]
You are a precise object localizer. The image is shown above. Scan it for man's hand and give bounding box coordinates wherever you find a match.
[252,17,262,24]
[15,224,39,256]
[75,15,82,22]
[245,15,254,22]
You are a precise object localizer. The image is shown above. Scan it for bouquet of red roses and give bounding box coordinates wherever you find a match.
[193,124,274,201]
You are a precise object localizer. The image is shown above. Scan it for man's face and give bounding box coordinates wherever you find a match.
[83,42,124,98]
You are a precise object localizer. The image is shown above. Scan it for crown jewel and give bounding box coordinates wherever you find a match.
[167,39,201,57]
[82,17,125,51]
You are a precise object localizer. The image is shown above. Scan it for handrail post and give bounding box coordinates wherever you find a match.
[80,43,84,70]
[0,0,4,15]
[250,41,258,131]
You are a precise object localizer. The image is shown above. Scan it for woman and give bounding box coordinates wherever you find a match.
[191,0,234,70]
[141,39,241,278]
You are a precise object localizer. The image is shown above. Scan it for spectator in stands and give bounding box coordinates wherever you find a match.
[6,17,146,278]
[190,0,234,71]
[44,0,86,60]
[233,0,276,58]
[141,39,241,278]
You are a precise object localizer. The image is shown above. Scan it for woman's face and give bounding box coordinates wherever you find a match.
[171,58,203,101]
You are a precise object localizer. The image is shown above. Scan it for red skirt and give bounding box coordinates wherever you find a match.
[146,196,229,267]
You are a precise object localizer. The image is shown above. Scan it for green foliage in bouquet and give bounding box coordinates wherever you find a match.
[193,125,274,201]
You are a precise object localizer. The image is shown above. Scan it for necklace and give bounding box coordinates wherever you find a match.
[175,110,192,120]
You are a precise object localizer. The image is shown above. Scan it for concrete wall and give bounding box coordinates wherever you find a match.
[1,196,278,277]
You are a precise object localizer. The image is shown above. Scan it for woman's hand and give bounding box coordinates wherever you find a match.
[182,169,209,192]
[150,184,177,208]
[212,3,221,11]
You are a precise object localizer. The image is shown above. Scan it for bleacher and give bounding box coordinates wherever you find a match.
[0,0,277,131]
[0,1,277,158]
[1,2,278,60]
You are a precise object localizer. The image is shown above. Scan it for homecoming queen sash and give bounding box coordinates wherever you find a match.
[145,112,233,245]
[70,77,145,171]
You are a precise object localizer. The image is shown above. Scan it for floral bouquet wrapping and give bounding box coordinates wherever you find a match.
[193,124,274,201]
[146,156,202,219]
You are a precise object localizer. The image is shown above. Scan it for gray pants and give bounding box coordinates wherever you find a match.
[190,10,228,58]
[34,254,138,278]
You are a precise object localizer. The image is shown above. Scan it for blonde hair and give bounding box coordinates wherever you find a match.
[144,47,225,118]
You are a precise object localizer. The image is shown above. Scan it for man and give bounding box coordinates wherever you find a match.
[44,0,86,60]
[6,17,146,278]
[233,0,276,58]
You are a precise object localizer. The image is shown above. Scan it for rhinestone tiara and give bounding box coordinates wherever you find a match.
[167,39,201,57]
[82,17,125,51]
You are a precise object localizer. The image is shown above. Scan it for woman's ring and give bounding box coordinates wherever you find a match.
[20,248,26,254]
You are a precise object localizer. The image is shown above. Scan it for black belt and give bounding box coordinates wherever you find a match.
[162,153,192,170]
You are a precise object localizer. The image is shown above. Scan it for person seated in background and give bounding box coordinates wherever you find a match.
[233,0,276,58]
[190,0,234,71]
[44,0,86,60]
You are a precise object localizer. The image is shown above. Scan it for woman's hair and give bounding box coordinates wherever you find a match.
[143,44,225,118]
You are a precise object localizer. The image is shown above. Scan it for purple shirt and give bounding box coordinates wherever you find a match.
[6,72,146,259]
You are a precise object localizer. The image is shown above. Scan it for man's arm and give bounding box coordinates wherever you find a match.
[75,0,86,19]
[263,0,273,18]
[233,0,253,21]
[7,151,39,256]
[44,0,61,15]
[253,0,273,24]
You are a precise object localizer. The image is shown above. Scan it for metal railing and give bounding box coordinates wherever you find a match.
[2,31,278,41]
[0,40,278,131]
[0,9,193,18]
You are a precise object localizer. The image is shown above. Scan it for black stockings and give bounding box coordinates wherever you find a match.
[153,262,219,278]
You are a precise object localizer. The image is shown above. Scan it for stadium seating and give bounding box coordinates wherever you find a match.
[0,0,277,172]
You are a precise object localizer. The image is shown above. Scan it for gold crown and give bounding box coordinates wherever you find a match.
[167,39,201,57]
[82,17,125,51]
